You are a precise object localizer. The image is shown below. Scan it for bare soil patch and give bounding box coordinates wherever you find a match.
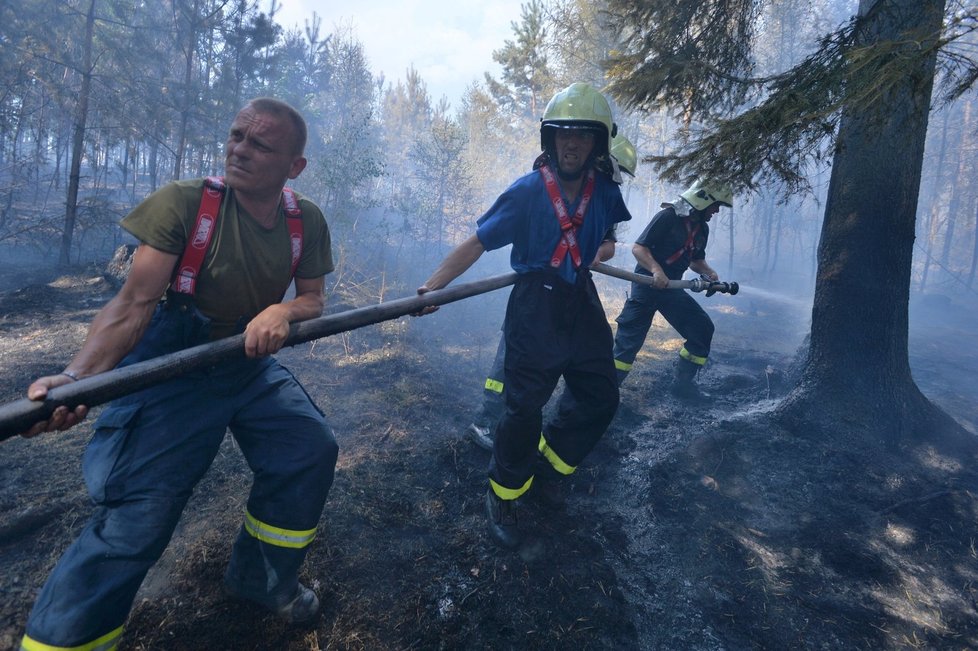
[0,265,976,650]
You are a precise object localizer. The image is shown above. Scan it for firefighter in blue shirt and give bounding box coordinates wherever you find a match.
[467,133,639,452]
[416,83,632,548]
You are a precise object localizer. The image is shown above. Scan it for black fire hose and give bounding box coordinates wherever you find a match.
[590,262,739,295]
[0,262,738,441]
[0,272,517,442]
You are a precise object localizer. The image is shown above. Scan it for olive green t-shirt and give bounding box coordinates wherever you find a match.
[122,179,333,339]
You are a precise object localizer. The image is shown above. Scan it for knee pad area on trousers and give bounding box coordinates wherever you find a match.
[91,496,188,561]
[502,406,544,433]
[308,434,339,492]
[306,426,339,474]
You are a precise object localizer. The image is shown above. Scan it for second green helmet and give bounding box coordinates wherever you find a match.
[610,134,637,178]
[681,179,734,211]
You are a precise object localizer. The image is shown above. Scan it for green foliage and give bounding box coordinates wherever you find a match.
[267,21,331,109]
[380,68,433,182]
[458,84,536,203]
[486,0,555,118]
[409,113,475,248]
[604,0,760,119]
[936,4,978,102]
[604,0,978,194]
[544,0,622,87]
[302,31,384,226]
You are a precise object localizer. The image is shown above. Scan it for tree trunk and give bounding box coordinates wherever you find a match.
[173,0,201,181]
[53,121,65,192]
[59,0,97,267]
[968,200,978,289]
[777,0,965,445]
[938,174,961,284]
[937,102,973,285]
[917,108,952,291]
[757,192,776,275]
[727,206,735,278]
[769,208,783,273]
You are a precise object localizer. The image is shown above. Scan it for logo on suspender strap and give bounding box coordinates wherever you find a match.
[539,165,596,269]
[174,176,225,296]
[664,216,702,266]
[171,177,304,296]
[281,187,304,278]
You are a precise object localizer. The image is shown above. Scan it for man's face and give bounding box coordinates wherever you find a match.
[702,203,721,222]
[224,106,306,198]
[553,128,596,177]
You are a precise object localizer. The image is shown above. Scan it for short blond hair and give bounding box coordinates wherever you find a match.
[246,97,307,156]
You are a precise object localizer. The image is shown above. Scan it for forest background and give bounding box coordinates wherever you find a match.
[1,0,974,301]
[3,1,978,648]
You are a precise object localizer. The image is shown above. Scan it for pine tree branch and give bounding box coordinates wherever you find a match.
[607,0,977,194]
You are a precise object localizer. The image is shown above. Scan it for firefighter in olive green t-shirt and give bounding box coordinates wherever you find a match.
[19,98,336,649]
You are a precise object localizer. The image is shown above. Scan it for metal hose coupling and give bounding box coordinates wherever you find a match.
[691,275,739,296]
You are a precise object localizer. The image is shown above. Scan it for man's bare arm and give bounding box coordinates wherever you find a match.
[632,243,669,289]
[244,275,325,357]
[23,244,177,436]
[413,235,486,316]
[689,259,719,281]
[592,239,616,265]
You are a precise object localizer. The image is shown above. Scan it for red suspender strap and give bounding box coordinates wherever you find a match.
[539,165,596,269]
[172,178,304,297]
[664,216,702,266]
[281,187,303,278]
[173,176,225,296]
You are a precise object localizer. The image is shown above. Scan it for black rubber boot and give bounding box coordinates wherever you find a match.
[531,454,566,509]
[275,583,320,625]
[615,367,629,387]
[670,357,710,402]
[225,580,320,625]
[484,488,521,549]
[467,422,494,451]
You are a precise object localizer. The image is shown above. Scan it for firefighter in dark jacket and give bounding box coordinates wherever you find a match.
[416,82,632,549]
[612,180,732,400]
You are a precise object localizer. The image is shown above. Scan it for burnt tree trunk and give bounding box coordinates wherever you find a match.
[777,0,967,445]
[917,108,951,291]
[60,0,97,266]
[969,201,978,289]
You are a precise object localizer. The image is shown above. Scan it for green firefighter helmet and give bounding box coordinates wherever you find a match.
[680,179,733,211]
[610,134,637,178]
[540,82,617,157]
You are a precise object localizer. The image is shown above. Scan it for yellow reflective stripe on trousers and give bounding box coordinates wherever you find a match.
[679,347,708,366]
[21,626,123,651]
[489,476,533,500]
[484,378,504,393]
[614,358,632,371]
[244,511,316,549]
[538,434,575,475]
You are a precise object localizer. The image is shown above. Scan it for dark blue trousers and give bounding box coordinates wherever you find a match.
[489,271,619,498]
[23,301,337,648]
[613,283,715,381]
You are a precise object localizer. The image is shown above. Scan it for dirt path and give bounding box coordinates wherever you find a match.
[0,267,976,650]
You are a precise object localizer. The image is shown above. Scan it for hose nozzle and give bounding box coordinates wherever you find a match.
[691,276,739,296]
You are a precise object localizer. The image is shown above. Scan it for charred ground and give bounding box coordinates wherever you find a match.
[0,263,976,650]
